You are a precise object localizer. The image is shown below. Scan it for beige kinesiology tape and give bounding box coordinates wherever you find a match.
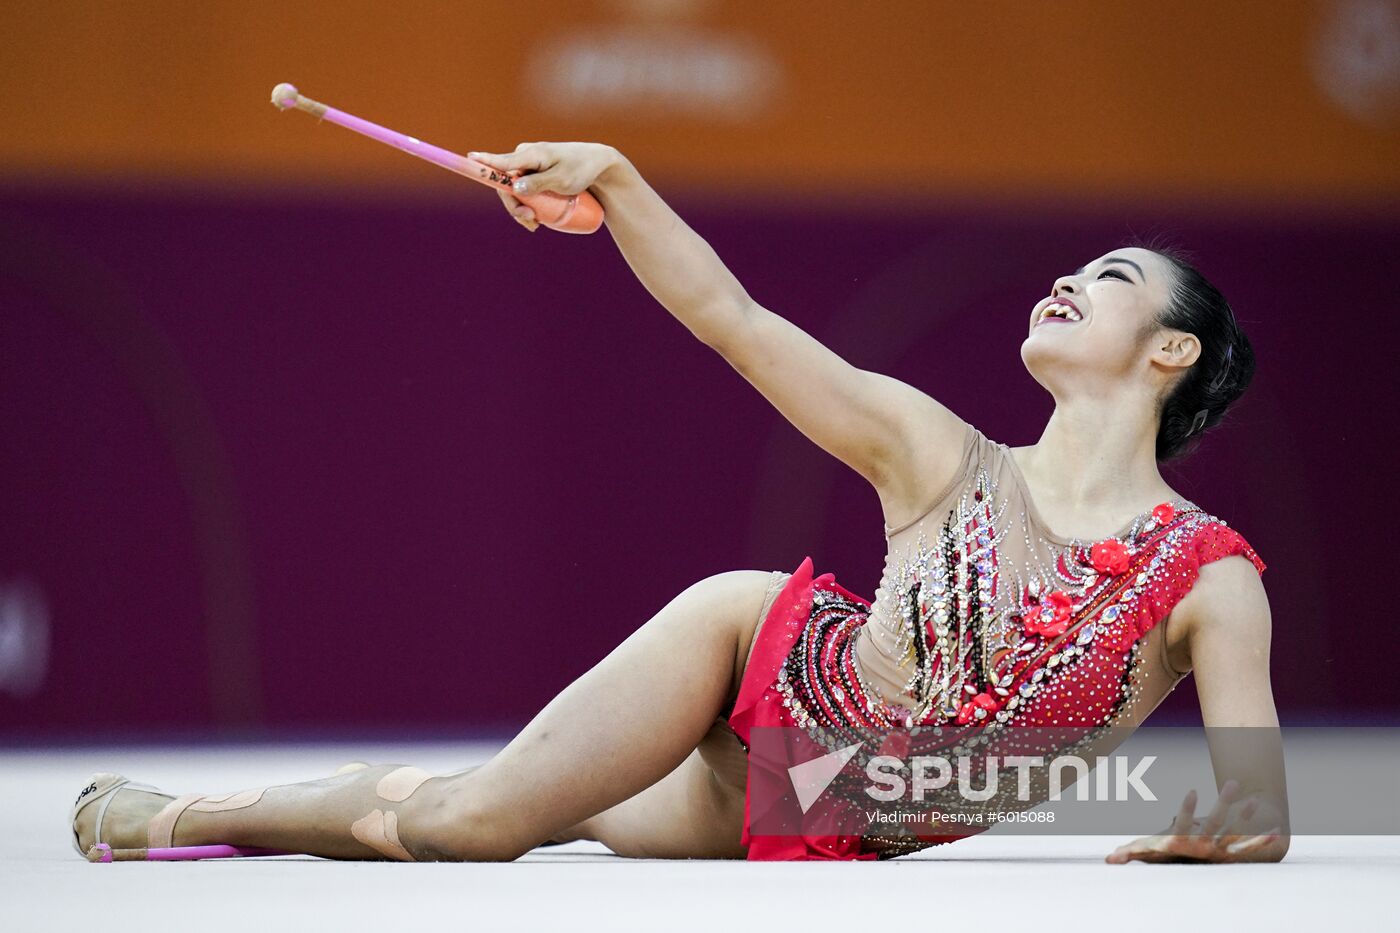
[147,788,268,848]
[375,766,434,802]
[187,789,266,812]
[351,809,415,861]
[352,765,470,860]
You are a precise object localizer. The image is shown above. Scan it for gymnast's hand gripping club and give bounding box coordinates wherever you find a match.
[269,83,604,234]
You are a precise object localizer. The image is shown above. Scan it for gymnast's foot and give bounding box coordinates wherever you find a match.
[72,762,380,856]
[72,776,175,853]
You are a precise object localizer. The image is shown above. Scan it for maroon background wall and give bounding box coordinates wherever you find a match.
[3,0,1398,743]
[1,182,1394,738]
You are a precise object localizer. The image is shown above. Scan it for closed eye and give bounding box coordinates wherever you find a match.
[1098,268,1131,282]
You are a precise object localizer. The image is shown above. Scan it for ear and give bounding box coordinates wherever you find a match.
[1152,329,1201,371]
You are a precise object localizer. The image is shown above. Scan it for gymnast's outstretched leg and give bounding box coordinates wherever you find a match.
[73,569,775,861]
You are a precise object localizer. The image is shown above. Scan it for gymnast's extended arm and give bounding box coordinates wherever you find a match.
[470,142,968,510]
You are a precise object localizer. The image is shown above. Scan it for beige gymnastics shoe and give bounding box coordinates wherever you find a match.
[71,772,170,857]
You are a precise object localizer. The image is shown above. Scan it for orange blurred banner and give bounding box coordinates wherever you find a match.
[2,0,1397,203]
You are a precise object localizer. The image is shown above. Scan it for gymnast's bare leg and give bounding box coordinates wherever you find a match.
[74,570,774,860]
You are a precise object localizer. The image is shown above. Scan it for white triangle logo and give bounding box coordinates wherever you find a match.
[787,742,863,813]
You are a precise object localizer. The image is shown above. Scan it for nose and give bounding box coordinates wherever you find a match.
[1052,275,1078,296]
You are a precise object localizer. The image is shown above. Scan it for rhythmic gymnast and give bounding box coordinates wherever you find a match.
[72,141,1288,865]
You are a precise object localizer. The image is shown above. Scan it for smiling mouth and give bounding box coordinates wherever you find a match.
[1037,300,1083,325]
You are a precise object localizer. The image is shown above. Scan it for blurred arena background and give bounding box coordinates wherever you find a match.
[1,0,1398,744]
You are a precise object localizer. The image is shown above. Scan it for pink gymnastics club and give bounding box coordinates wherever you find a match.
[269,83,603,234]
[87,842,297,862]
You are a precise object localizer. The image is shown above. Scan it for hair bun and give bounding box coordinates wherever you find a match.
[1141,245,1257,461]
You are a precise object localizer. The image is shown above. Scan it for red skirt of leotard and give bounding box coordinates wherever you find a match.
[729,556,978,860]
[727,556,878,860]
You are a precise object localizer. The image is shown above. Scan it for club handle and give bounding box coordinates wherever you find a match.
[271,83,604,234]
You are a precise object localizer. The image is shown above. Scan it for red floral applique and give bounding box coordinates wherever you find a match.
[1096,522,1266,652]
[956,691,1000,725]
[1024,590,1073,637]
[1152,502,1176,525]
[1090,538,1131,575]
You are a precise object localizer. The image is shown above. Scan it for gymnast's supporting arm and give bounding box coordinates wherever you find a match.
[469,142,969,515]
[1107,555,1290,864]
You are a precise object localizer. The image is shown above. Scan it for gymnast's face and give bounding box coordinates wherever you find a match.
[1020,247,1183,395]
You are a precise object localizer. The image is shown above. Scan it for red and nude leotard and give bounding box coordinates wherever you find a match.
[728,422,1267,860]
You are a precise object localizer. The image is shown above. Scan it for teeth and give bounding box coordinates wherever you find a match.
[1041,302,1082,322]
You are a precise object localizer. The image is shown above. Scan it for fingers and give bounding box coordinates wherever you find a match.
[1105,842,1134,864]
[1105,835,1141,864]
[1225,827,1282,859]
[510,169,584,198]
[468,144,551,175]
[1105,835,1173,865]
[471,141,604,204]
[1169,788,1198,836]
[492,187,538,232]
[1199,780,1240,839]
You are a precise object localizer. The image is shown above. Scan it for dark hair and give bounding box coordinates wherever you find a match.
[1140,244,1256,461]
